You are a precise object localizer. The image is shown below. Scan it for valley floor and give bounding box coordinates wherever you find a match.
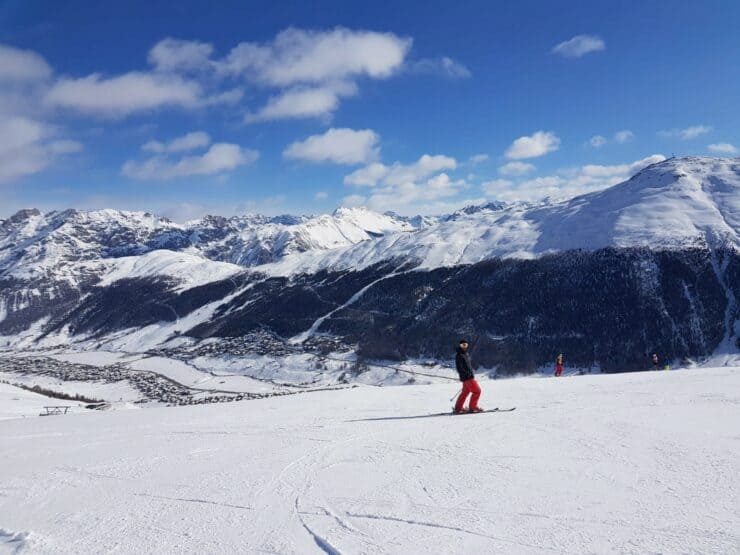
[1,367,738,554]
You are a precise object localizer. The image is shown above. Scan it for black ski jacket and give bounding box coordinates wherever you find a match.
[455,347,475,382]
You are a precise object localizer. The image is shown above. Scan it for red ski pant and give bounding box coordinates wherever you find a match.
[555,364,563,377]
[455,379,481,411]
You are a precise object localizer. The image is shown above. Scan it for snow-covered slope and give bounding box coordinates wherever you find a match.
[264,156,740,274]
[1,366,737,554]
[2,157,739,283]
[0,206,414,285]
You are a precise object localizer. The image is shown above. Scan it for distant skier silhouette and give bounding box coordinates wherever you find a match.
[554,353,564,377]
[453,339,483,413]
[651,353,660,370]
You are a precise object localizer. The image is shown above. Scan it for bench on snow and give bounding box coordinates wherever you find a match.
[40,406,72,416]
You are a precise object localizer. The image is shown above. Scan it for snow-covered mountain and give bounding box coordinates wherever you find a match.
[265,156,740,275]
[0,206,415,284]
[3,157,739,282]
[1,156,739,373]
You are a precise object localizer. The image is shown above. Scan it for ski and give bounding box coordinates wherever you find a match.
[450,407,516,415]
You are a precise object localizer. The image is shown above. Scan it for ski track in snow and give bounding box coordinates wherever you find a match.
[0,529,31,555]
[291,266,409,344]
[0,367,739,554]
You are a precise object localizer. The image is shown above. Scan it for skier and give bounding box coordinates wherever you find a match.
[453,339,483,413]
[554,353,564,377]
[651,353,660,370]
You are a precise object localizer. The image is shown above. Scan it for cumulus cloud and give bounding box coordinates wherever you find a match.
[219,28,416,122]
[345,173,467,212]
[343,162,389,187]
[708,143,738,155]
[148,38,214,73]
[45,72,204,117]
[5,29,458,125]
[659,124,712,140]
[220,27,411,86]
[482,178,513,196]
[245,82,357,123]
[505,131,560,160]
[122,142,258,180]
[589,130,634,148]
[614,130,634,144]
[551,35,605,58]
[498,161,535,176]
[341,153,464,212]
[0,43,52,82]
[142,131,211,153]
[0,116,82,183]
[484,154,666,202]
[345,154,457,187]
[589,135,607,148]
[468,154,489,165]
[408,56,471,78]
[284,128,379,165]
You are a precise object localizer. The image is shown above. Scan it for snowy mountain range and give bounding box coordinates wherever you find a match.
[1,156,739,373]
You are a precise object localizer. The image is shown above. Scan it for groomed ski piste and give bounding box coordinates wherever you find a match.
[1,364,738,554]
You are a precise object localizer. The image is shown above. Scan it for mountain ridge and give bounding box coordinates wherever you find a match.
[1,156,739,372]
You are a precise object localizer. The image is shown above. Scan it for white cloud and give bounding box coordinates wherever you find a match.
[343,162,389,187]
[487,154,666,202]
[0,43,52,82]
[505,131,560,160]
[708,143,738,155]
[220,27,423,123]
[589,135,607,148]
[220,27,411,86]
[357,173,467,212]
[409,56,471,78]
[385,154,457,186]
[122,142,258,180]
[345,154,457,187]
[142,131,211,153]
[284,128,379,165]
[314,191,329,200]
[468,154,489,165]
[614,130,634,144]
[0,116,82,184]
[341,153,463,212]
[551,35,605,58]
[148,38,214,73]
[482,178,513,196]
[659,124,712,140]
[589,130,633,148]
[45,72,203,117]
[245,82,357,122]
[498,161,535,176]
[680,125,712,139]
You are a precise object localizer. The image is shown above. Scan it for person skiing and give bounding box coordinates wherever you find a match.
[554,353,564,377]
[453,339,483,413]
[651,353,660,370]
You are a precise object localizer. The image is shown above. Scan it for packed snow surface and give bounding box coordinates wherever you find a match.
[1,366,738,554]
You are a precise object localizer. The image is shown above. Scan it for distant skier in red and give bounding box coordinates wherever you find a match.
[554,353,564,377]
[454,339,483,413]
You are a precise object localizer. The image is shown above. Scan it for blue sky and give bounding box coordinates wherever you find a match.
[1,0,739,220]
